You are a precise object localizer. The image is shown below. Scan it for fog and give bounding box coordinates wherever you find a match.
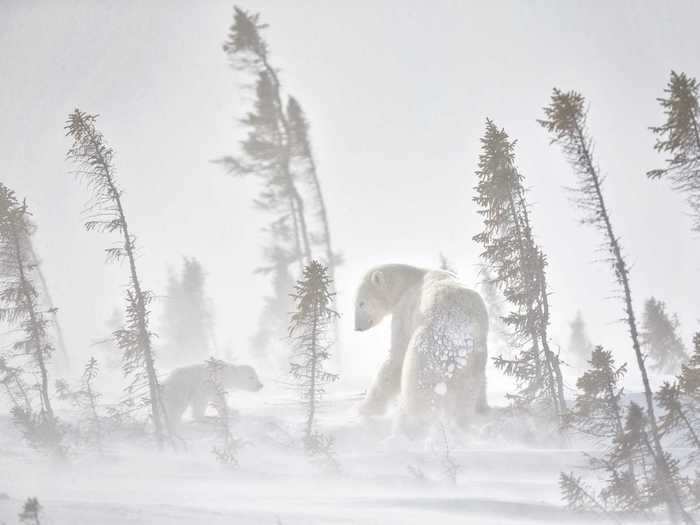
[1,1,699,523]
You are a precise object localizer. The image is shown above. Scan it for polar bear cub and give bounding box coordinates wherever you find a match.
[161,362,263,425]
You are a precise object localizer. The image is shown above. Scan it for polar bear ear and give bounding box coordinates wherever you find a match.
[371,270,386,289]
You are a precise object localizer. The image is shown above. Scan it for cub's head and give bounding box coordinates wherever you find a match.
[222,364,263,392]
[354,268,391,332]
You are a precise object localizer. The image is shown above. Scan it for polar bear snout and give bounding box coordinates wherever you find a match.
[354,301,377,331]
[245,375,264,392]
[354,316,373,331]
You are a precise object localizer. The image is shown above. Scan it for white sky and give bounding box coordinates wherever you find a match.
[1,0,698,389]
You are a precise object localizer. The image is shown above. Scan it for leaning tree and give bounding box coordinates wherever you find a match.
[161,257,213,366]
[641,297,688,374]
[648,71,700,233]
[217,7,339,362]
[65,110,172,449]
[473,119,566,422]
[540,89,694,524]
[0,183,62,452]
[568,311,594,369]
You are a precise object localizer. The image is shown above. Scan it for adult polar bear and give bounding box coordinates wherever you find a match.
[355,264,488,435]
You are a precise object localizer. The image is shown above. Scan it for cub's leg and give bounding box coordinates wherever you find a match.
[161,385,188,430]
[190,392,209,421]
[210,396,239,420]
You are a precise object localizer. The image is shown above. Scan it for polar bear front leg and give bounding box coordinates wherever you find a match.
[359,356,402,416]
[360,311,414,416]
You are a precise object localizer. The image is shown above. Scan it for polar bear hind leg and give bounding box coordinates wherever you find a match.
[190,392,209,421]
[395,327,440,439]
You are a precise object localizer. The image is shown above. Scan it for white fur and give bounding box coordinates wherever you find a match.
[355,264,488,437]
[161,362,262,427]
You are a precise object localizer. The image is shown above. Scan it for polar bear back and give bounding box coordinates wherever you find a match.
[411,271,488,378]
[418,272,488,337]
[160,362,262,424]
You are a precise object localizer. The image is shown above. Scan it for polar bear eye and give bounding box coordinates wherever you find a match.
[359,301,366,308]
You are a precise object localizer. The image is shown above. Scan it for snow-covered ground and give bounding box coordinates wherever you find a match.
[0,392,657,525]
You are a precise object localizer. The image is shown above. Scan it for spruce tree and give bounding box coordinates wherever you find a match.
[65,110,172,449]
[0,357,31,414]
[568,347,645,511]
[656,381,699,452]
[218,7,338,362]
[218,8,312,268]
[217,59,304,362]
[25,242,69,373]
[288,260,339,456]
[570,347,628,441]
[655,332,700,463]
[540,89,694,524]
[207,357,244,466]
[18,497,41,525]
[477,266,509,349]
[560,472,617,521]
[641,297,688,374]
[287,95,342,356]
[161,257,213,366]
[473,119,566,422]
[679,333,700,398]
[568,311,593,368]
[564,348,695,516]
[648,71,700,232]
[616,402,688,513]
[56,356,104,453]
[251,245,296,368]
[287,96,339,280]
[0,183,62,452]
[219,71,308,268]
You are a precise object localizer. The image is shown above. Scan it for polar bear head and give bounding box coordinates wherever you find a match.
[221,364,264,392]
[354,268,392,331]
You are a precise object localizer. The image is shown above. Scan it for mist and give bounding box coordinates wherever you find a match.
[1,1,699,524]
